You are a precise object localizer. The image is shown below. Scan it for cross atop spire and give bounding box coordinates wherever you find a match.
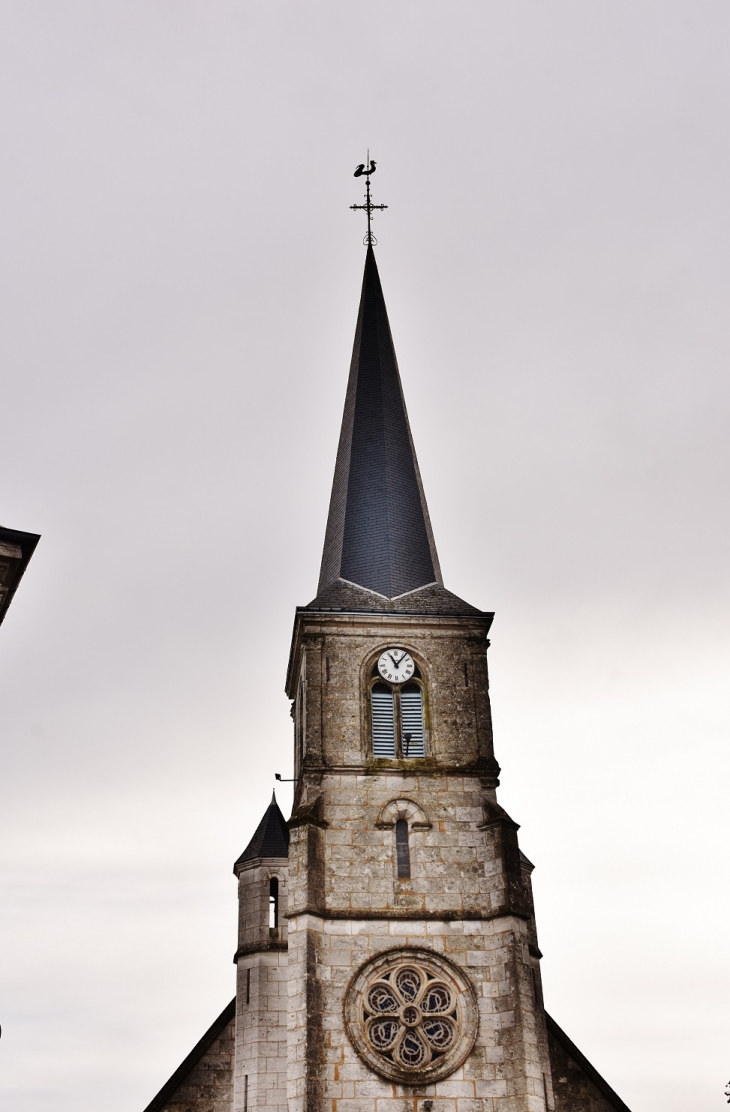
[350,153,388,246]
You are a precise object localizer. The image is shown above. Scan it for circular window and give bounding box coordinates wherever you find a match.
[343,948,478,1085]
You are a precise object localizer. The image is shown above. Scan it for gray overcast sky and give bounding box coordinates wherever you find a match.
[1,3,728,1109]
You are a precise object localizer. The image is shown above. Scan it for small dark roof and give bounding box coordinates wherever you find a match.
[316,247,442,604]
[0,525,40,628]
[233,793,289,870]
[142,998,235,1112]
[546,1012,633,1112]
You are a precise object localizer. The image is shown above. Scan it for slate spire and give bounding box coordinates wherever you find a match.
[317,247,442,601]
[233,793,289,869]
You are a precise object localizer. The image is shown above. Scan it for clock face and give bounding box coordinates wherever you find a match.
[377,648,415,684]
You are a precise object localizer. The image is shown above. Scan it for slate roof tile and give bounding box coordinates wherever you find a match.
[233,793,289,868]
[317,247,442,602]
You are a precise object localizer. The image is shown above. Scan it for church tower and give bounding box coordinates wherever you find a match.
[281,243,554,1112]
[143,177,632,1112]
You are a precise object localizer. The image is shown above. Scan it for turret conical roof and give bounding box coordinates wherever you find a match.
[233,793,289,870]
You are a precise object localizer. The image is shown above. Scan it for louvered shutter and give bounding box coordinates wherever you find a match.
[400,685,425,757]
[371,685,396,757]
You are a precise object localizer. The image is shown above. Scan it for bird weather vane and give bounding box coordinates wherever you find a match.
[350,153,387,246]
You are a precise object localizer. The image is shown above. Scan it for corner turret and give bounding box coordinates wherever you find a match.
[232,793,289,1112]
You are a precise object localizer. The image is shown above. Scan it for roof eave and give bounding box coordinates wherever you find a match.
[0,525,41,628]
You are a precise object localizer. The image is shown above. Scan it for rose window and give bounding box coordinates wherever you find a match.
[344,948,478,1085]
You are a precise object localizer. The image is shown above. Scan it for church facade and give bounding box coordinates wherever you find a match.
[143,246,632,1112]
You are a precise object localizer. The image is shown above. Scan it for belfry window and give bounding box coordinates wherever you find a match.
[269,877,279,929]
[370,657,426,759]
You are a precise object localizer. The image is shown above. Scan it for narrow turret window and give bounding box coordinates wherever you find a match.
[395,819,410,878]
[400,684,425,757]
[371,683,396,757]
[269,877,279,929]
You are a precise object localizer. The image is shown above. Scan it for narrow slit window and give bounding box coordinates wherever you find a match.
[371,683,396,757]
[245,967,251,1004]
[395,819,410,879]
[400,684,425,757]
[244,1075,249,1112]
[295,677,305,775]
[269,877,279,929]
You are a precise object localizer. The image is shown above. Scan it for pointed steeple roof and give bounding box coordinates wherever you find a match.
[233,793,289,870]
[316,247,443,602]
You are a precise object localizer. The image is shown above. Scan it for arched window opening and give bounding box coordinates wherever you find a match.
[395,819,410,879]
[400,684,425,757]
[269,876,279,930]
[371,682,396,757]
[370,653,427,760]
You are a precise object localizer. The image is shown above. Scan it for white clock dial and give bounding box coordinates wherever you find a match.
[377,648,415,684]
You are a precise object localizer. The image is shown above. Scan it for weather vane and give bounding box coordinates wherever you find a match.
[350,152,387,246]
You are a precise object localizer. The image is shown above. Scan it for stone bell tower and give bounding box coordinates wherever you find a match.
[283,245,555,1112]
[142,231,633,1112]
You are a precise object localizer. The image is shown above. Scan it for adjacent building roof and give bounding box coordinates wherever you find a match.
[142,998,235,1112]
[0,525,40,628]
[142,998,632,1112]
[233,793,289,870]
[546,1013,633,1111]
[314,246,443,605]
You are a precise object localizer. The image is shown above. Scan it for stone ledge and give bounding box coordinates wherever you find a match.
[285,908,529,923]
[233,940,288,963]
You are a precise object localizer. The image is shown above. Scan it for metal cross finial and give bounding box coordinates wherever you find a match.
[350,151,387,246]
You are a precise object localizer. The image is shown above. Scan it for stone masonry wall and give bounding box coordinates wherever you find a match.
[235,859,289,952]
[156,1019,235,1112]
[234,950,289,1112]
[287,913,553,1112]
[284,611,554,1111]
[289,614,496,777]
[285,766,555,1112]
[234,859,289,1112]
[288,771,528,920]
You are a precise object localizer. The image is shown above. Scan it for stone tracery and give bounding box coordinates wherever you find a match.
[344,948,478,1085]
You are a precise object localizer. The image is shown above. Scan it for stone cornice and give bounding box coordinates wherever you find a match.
[232,939,288,963]
[297,761,501,781]
[285,906,529,923]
